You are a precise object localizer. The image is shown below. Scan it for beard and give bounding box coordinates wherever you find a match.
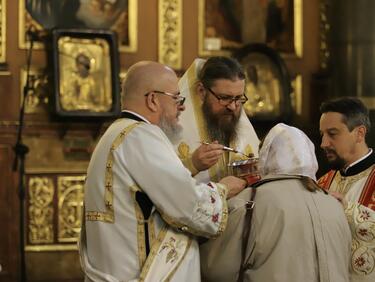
[323,148,346,170]
[202,98,241,146]
[159,110,182,145]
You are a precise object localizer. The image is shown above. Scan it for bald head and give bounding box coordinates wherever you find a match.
[120,61,182,126]
[122,61,178,105]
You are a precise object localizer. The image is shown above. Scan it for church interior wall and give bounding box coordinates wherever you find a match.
[2,1,371,281]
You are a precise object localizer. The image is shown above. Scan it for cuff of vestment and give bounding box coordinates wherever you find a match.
[210,182,229,237]
[214,182,228,199]
[182,154,199,176]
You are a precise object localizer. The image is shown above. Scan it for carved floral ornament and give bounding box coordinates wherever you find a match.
[26,175,85,251]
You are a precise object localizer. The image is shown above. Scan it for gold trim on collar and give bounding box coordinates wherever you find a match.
[333,166,374,195]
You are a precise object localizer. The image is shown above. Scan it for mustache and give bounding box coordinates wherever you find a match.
[219,110,237,119]
[323,148,337,155]
[223,108,237,114]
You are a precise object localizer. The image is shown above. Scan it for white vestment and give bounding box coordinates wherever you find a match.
[79,116,228,282]
[176,59,260,183]
[319,158,375,282]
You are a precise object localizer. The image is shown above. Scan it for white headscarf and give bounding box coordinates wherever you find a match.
[259,123,318,180]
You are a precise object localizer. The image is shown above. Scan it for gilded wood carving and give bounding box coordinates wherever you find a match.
[58,176,85,243]
[28,176,54,244]
[158,0,182,69]
[0,0,6,63]
[26,174,86,252]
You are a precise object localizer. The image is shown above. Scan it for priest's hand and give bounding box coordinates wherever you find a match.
[219,176,247,199]
[192,141,224,171]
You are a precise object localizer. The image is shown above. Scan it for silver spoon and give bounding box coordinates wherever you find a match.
[201,141,253,158]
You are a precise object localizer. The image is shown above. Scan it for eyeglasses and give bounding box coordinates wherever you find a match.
[206,87,248,106]
[145,90,186,106]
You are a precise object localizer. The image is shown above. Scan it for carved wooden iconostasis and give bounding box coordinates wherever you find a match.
[0,1,320,281]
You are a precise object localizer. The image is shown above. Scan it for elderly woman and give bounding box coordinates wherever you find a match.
[200,123,351,282]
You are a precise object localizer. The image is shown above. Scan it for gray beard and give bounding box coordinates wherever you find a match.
[159,113,182,145]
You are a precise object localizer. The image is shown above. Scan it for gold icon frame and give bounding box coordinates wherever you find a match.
[52,29,120,119]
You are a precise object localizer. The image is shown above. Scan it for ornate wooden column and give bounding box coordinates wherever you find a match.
[329,0,375,107]
[328,0,375,146]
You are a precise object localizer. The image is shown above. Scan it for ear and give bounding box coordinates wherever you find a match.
[145,92,159,112]
[356,125,367,143]
[196,82,206,101]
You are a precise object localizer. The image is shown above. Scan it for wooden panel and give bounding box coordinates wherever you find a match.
[26,251,83,281]
[0,144,18,281]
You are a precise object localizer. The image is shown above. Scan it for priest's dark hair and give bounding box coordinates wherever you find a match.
[320,96,370,132]
[198,56,245,88]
